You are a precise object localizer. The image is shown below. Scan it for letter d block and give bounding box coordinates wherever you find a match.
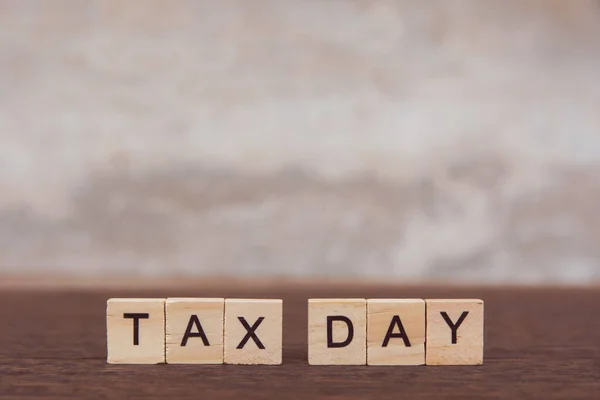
[224,299,283,365]
[166,298,225,364]
[106,298,166,364]
[308,299,366,365]
[425,299,484,365]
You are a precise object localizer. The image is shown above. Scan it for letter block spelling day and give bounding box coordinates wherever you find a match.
[425,299,484,365]
[166,298,225,364]
[224,299,283,365]
[308,299,367,365]
[106,298,166,364]
[367,299,425,365]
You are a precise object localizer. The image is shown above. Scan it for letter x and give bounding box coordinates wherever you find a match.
[236,317,265,349]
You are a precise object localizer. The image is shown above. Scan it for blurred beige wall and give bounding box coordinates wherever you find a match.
[1,0,600,282]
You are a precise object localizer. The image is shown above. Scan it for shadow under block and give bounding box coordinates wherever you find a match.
[106,298,166,364]
[166,298,224,364]
[425,299,484,365]
[308,299,367,365]
[367,299,425,365]
[224,299,283,365]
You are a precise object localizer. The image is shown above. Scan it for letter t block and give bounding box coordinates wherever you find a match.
[106,298,166,364]
[308,299,366,365]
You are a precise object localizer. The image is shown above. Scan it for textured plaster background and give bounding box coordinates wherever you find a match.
[2,0,600,282]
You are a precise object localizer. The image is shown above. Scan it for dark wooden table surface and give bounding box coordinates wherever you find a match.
[1,281,599,399]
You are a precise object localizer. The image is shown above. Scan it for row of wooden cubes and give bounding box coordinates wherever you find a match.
[107,298,483,365]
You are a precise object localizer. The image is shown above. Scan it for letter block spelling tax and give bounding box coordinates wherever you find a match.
[224,299,283,365]
[367,299,425,365]
[166,298,225,364]
[106,298,166,364]
[425,299,484,365]
[308,299,367,365]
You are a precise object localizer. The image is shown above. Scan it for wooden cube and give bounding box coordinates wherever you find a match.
[308,299,366,365]
[367,299,425,365]
[425,299,484,365]
[106,298,166,364]
[224,299,283,365]
[165,298,224,364]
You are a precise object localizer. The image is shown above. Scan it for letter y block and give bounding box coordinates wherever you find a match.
[425,299,484,365]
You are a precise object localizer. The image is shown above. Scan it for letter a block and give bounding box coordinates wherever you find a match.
[425,299,484,365]
[166,298,225,364]
[106,298,166,364]
[224,299,283,365]
[308,299,366,365]
[367,299,425,365]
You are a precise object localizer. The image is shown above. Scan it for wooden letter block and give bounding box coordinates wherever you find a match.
[166,298,224,364]
[367,299,425,365]
[308,299,366,365]
[425,299,484,365]
[106,298,166,364]
[224,299,283,365]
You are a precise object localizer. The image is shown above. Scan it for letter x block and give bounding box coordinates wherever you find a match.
[367,299,425,365]
[166,298,224,364]
[425,299,484,365]
[308,299,366,365]
[106,298,166,364]
[224,299,283,365]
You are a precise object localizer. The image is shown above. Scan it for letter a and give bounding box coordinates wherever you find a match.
[181,315,210,347]
[381,315,411,347]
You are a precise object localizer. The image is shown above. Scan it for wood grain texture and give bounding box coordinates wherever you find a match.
[1,284,600,399]
[367,299,425,365]
[165,298,224,364]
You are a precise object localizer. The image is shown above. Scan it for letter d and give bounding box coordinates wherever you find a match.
[327,316,354,348]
